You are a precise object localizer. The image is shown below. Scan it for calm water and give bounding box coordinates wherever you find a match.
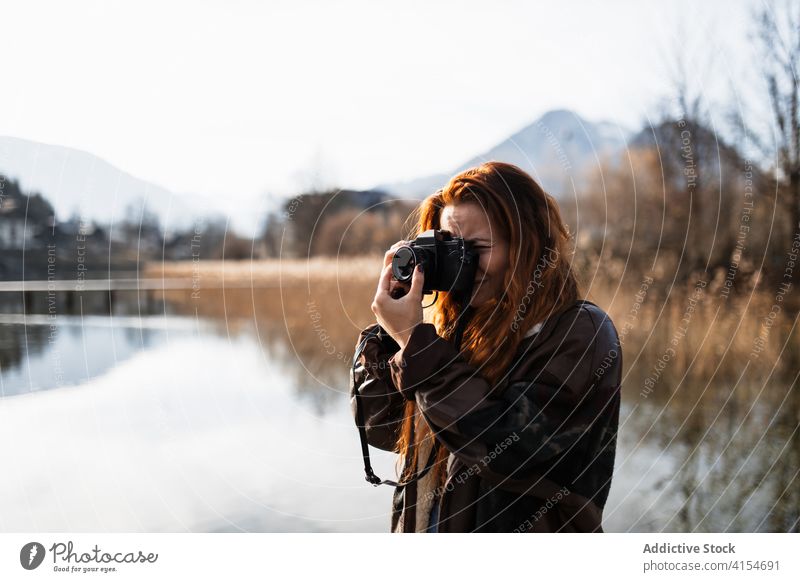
[0,290,396,532]
[0,289,796,532]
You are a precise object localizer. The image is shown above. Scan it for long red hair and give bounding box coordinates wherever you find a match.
[393,161,581,487]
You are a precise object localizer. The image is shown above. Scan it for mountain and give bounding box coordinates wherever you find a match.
[0,136,209,232]
[1,109,631,237]
[377,109,631,199]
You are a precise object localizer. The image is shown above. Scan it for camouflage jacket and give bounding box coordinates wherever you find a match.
[349,299,622,532]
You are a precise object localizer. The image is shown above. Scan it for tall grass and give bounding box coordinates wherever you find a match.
[147,256,799,388]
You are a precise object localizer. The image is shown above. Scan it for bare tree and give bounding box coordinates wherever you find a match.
[657,23,746,281]
[757,0,800,283]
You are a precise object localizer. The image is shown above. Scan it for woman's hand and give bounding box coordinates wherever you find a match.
[381,239,411,299]
[372,255,425,350]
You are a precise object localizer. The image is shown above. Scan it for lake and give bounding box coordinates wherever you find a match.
[0,276,797,532]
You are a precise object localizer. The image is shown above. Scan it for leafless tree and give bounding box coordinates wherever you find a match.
[757,0,800,283]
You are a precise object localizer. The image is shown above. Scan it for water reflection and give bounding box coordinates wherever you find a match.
[604,368,800,532]
[0,289,395,532]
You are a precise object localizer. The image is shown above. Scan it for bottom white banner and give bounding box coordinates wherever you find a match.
[1,533,797,580]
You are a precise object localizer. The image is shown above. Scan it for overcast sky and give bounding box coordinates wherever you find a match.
[1,0,762,209]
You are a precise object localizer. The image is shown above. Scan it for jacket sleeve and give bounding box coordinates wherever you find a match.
[387,312,602,481]
[349,324,407,452]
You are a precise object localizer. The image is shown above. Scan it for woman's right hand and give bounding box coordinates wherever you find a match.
[382,240,412,299]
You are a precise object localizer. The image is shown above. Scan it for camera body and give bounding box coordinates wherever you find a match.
[390,230,478,297]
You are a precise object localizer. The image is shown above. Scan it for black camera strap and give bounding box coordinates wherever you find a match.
[352,327,438,487]
[352,304,473,488]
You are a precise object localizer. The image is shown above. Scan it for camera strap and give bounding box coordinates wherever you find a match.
[352,305,473,488]
[352,327,438,487]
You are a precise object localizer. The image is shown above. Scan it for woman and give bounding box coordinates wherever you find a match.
[350,161,622,532]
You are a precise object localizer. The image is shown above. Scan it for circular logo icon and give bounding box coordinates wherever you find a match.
[20,542,46,570]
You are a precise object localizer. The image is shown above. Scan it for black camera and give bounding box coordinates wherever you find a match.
[390,230,478,298]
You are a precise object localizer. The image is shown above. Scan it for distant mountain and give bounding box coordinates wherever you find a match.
[377,109,632,199]
[0,136,208,232]
[1,110,632,238]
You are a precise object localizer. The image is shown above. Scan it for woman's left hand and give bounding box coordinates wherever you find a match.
[371,263,425,349]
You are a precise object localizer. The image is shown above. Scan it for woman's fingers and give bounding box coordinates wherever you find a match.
[372,266,392,316]
[377,264,394,294]
[409,264,425,299]
[383,239,409,268]
[374,261,418,304]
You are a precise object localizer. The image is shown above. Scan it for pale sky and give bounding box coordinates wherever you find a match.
[1,0,762,211]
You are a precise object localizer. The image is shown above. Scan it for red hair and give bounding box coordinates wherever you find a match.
[394,161,581,487]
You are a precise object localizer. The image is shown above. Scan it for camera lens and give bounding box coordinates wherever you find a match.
[391,246,416,282]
